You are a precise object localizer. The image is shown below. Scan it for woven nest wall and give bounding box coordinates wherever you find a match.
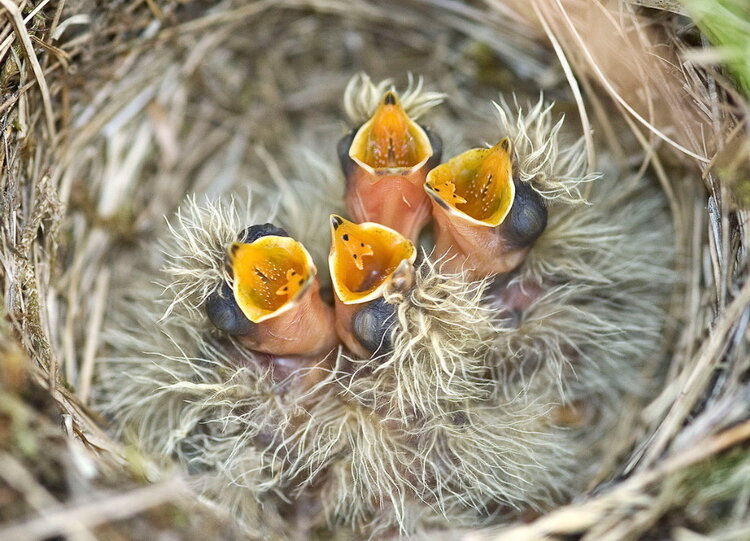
[1,1,748,540]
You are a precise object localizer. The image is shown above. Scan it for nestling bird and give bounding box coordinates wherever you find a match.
[425,137,547,278]
[205,223,338,357]
[339,87,442,241]
[328,214,416,357]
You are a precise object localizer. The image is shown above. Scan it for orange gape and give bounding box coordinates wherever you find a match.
[230,237,313,323]
[328,215,415,305]
[357,92,425,169]
[229,236,337,356]
[328,215,416,357]
[425,138,537,279]
[425,139,515,227]
[344,91,439,241]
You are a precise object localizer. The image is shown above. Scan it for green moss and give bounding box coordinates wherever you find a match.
[0,392,39,459]
[125,444,157,482]
[682,0,750,95]
[678,448,750,532]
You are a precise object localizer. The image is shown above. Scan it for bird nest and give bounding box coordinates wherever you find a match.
[1,1,749,540]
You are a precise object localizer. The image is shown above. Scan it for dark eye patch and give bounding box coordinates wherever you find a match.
[337,129,358,181]
[351,297,397,355]
[422,126,443,170]
[502,181,547,249]
[205,282,254,336]
[237,223,289,244]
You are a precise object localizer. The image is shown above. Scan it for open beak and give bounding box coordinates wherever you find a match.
[230,236,316,323]
[339,90,441,241]
[206,229,337,357]
[425,138,546,279]
[328,215,416,357]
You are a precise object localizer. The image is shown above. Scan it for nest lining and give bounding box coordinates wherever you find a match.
[1,2,749,541]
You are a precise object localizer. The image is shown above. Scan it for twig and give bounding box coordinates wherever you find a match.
[551,0,709,164]
[77,268,110,404]
[0,0,57,142]
[637,280,750,468]
[469,419,750,541]
[0,477,190,541]
[0,452,98,541]
[530,0,596,174]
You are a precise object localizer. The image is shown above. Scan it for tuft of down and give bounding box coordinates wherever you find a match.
[343,73,447,125]
[161,194,267,322]
[100,296,295,537]
[494,96,600,204]
[345,259,499,418]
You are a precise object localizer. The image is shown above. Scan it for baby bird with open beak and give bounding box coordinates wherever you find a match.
[425,138,547,280]
[338,90,442,241]
[328,215,416,358]
[205,224,338,358]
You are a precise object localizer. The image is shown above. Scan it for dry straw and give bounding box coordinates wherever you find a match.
[0,1,748,540]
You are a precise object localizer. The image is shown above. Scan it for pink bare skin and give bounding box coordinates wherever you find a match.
[345,165,433,242]
[430,200,530,280]
[491,277,546,317]
[236,279,338,357]
[332,299,371,359]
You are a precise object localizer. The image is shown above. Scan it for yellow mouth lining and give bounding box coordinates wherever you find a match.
[230,236,316,323]
[349,91,433,171]
[425,138,515,227]
[329,215,416,304]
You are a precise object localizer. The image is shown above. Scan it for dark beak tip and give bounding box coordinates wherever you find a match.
[383,91,397,105]
[425,187,450,210]
[330,215,343,230]
[500,138,511,152]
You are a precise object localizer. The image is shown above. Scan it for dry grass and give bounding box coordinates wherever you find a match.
[0,0,748,539]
